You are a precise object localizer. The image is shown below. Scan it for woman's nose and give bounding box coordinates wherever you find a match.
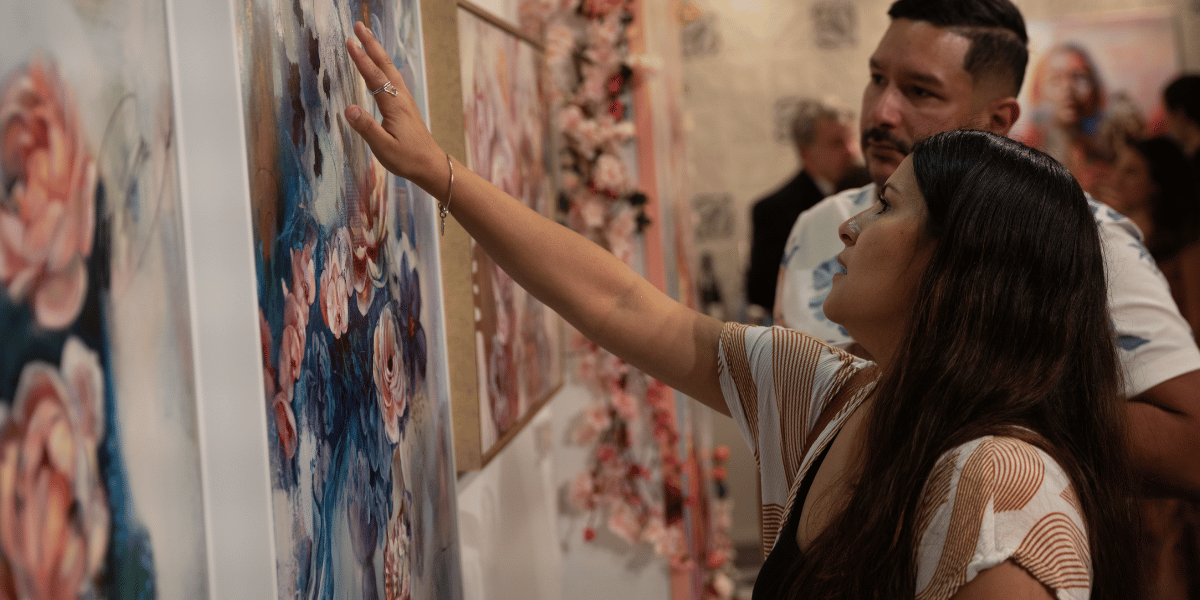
[838,218,857,247]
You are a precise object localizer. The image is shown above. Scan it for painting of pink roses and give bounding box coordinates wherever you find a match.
[1,0,210,598]
[458,5,563,465]
[235,0,463,598]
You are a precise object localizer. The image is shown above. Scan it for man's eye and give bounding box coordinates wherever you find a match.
[910,86,933,98]
[870,73,885,85]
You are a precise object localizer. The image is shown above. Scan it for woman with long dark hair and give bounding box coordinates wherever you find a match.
[342,23,1138,599]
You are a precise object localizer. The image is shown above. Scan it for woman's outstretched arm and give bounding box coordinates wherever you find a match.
[343,22,728,415]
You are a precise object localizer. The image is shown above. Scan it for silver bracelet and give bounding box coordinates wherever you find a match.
[440,153,453,236]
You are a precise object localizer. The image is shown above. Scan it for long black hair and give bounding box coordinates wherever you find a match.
[784,130,1139,599]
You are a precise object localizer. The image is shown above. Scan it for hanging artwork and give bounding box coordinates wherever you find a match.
[234,0,462,598]
[1012,8,1180,194]
[459,0,549,39]
[691,194,735,242]
[458,4,563,465]
[811,2,857,50]
[0,0,208,598]
[681,13,721,60]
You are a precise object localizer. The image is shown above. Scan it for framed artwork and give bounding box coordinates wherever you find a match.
[234,0,463,598]
[1012,8,1181,192]
[458,0,547,40]
[811,2,858,50]
[0,0,209,598]
[457,3,563,467]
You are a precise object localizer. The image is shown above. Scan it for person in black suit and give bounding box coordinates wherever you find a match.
[745,99,864,320]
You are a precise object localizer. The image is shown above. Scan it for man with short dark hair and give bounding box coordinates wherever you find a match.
[744,99,860,318]
[773,1,1200,593]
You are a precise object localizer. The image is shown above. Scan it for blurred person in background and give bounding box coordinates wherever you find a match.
[744,99,863,323]
[1109,135,1200,600]
[1164,74,1200,177]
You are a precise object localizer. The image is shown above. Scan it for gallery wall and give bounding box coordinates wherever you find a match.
[6,0,1191,598]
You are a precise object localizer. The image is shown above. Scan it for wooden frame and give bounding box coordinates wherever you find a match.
[421,0,486,473]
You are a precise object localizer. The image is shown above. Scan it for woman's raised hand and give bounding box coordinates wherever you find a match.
[345,21,447,194]
[343,20,725,412]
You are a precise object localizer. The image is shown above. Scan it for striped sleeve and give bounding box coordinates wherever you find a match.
[914,437,1091,600]
[716,322,867,550]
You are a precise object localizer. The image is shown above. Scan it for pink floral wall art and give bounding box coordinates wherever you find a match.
[235,0,462,598]
[0,0,209,597]
[458,5,563,464]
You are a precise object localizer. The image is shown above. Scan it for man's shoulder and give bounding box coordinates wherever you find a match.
[1086,194,1145,242]
[790,184,876,230]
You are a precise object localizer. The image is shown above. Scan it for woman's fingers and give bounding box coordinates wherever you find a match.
[343,21,443,187]
[352,22,413,99]
[344,104,393,154]
[346,38,398,109]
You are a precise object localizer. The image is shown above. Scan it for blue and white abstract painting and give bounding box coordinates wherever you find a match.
[235,0,462,598]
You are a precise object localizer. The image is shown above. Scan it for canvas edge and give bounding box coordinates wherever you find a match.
[164,0,280,596]
[422,0,486,473]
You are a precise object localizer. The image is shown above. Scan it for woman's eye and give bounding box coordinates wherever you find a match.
[875,198,890,215]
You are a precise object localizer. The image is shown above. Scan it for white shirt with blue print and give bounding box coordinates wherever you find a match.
[774,184,1200,398]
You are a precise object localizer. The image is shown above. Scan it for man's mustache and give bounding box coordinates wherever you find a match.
[862,128,911,156]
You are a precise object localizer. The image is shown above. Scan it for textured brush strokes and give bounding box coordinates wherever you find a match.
[0,0,208,598]
[458,8,561,454]
[235,0,462,598]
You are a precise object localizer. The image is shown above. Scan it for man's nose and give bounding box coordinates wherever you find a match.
[868,85,903,129]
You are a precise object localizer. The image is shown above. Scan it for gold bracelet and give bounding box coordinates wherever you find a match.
[440,153,453,236]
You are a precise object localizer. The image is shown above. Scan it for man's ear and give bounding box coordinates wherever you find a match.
[986,96,1021,136]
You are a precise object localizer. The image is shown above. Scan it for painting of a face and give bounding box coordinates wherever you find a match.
[235,1,462,598]
[1012,9,1180,190]
[1040,47,1102,127]
[0,0,208,597]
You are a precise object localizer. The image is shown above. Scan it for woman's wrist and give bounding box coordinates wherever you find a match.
[410,144,452,200]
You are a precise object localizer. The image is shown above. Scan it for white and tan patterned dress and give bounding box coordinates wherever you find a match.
[717,322,1091,600]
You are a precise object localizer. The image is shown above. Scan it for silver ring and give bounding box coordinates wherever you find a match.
[370,81,397,96]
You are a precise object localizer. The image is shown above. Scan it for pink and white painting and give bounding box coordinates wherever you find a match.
[0,0,208,597]
[458,6,562,460]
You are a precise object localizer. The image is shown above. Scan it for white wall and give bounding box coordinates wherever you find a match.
[455,381,672,600]
[456,399,562,600]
